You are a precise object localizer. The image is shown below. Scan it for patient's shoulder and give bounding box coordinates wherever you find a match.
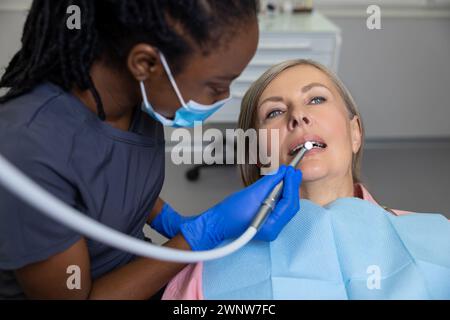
[356,184,431,217]
[387,207,450,222]
[163,263,204,300]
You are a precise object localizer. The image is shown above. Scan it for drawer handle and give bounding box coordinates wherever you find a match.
[231,92,245,99]
[234,76,255,83]
[259,42,312,50]
[250,60,284,67]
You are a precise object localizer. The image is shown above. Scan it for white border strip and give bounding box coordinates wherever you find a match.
[316,0,427,6]
[1,1,449,17]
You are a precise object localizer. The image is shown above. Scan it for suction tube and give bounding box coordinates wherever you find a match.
[0,142,316,262]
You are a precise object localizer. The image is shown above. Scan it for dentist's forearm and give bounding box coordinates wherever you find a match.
[147,197,165,224]
[88,234,191,300]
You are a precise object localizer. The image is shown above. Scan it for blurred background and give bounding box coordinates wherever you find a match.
[0,0,449,235]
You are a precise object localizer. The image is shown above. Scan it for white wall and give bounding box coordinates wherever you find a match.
[329,15,450,139]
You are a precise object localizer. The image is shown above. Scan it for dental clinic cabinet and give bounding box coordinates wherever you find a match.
[208,11,341,123]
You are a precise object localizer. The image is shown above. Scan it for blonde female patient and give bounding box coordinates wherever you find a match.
[162,60,450,300]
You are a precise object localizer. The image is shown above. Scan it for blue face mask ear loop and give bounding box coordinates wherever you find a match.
[158,52,188,109]
[139,51,187,121]
[139,80,173,125]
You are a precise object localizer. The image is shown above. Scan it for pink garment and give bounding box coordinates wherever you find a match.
[162,184,411,300]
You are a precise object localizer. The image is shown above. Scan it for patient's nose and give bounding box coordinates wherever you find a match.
[289,111,311,130]
[302,116,311,124]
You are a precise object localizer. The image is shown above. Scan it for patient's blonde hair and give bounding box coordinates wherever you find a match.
[238,59,365,187]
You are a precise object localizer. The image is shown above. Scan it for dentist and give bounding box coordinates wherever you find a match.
[0,0,301,299]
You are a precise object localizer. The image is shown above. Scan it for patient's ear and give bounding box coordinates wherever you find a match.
[350,115,362,154]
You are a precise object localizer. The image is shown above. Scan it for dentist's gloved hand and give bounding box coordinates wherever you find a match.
[150,203,196,239]
[180,165,302,251]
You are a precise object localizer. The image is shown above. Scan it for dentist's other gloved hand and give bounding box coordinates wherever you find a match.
[180,165,302,251]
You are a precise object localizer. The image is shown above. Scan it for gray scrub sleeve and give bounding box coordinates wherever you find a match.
[0,126,81,270]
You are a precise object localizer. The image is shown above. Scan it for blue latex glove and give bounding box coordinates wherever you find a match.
[180,165,302,251]
[150,203,196,239]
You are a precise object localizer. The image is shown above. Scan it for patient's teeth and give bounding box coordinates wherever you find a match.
[290,141,327,156]
[312,142,327,149]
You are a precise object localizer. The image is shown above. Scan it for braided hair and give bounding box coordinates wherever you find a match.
[0,0,258,120]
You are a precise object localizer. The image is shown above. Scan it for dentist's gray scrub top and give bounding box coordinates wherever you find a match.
[0,83,165,299]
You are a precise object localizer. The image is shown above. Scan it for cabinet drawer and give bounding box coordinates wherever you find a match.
[236,52,333,82]
[208,13,341,123]
[251,50,334,67]
[259,33,336,53]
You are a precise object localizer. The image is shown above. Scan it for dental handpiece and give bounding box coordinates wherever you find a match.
[250,141,315,230]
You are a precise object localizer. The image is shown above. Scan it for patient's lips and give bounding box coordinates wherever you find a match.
[288,135,327,156]
[289,142,327,156]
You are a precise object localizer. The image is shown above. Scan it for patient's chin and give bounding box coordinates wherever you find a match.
[299,162,328,182]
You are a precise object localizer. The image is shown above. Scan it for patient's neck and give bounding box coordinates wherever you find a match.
[300,172,355,207]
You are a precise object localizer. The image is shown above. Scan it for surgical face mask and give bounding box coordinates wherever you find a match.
[140,52,231,128]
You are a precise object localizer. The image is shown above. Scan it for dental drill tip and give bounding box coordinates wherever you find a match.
[289,140,320,156]
[304,141,314,150]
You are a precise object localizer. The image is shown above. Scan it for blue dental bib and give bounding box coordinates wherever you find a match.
[203,198,450,299]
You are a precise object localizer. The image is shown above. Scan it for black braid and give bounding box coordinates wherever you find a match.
[0,0,258,120]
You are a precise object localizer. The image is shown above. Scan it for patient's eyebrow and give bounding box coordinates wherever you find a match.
[258,83,332,108]
[302,82,332,93]
[258,96,284,108]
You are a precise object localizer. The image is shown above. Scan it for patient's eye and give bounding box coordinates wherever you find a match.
[266,109,284,119]
[309,96,327,105]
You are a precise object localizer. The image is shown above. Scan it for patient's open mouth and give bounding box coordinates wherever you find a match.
[289,141,327,156]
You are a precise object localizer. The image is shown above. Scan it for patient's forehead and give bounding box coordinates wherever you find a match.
[259,64,336,100]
